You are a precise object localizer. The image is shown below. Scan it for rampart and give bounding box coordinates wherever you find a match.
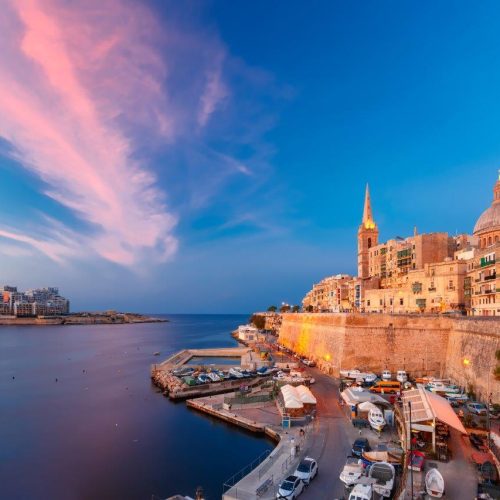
[278,313,499,402]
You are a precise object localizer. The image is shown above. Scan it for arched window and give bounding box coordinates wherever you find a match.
[495,235,499,243]
[368,237,372,249]
[488,236,492,246]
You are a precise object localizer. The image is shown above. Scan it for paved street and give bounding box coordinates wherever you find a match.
[299,367,352,500]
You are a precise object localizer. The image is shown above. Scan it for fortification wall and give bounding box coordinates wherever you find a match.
[278,313,499,402]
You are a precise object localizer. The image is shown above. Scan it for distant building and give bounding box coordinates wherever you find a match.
[0,286,69,317]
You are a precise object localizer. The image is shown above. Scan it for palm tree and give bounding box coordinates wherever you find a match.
[267,305,277,312]
[292,305,300,313]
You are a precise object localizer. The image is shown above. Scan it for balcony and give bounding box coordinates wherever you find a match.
[485,274,497,281]
[480,258,496,268]
[428,287,436,292]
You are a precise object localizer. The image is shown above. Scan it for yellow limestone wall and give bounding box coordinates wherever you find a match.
[278,313,500,402]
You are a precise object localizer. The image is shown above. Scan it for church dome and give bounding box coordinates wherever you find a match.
[474,202,500,234]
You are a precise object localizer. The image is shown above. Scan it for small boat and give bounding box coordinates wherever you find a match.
[339,456,364,486]
[425,468,444,498]
[396,370,408,383]
[197,374,211,384]
[358,402,386,432]
[426,381,460,394]
[153,351,161,356]
[381,370,391,381]
[362,451,400,465]
[445,392,468,402]
[368,462,395,497]
[206,372,220,382]
[229,368,244,379]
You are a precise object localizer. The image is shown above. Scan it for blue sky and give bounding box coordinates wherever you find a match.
[0,0,499,312]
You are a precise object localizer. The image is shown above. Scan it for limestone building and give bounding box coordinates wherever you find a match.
[468,173,500,316]
[303,174,500,315]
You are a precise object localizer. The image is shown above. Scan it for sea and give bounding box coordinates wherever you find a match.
[0,314,273,500]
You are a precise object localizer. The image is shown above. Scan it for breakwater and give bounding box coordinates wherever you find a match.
[277,313,500,402]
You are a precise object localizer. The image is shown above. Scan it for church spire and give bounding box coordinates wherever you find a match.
[362,184,372,223]
[362,184,376,229]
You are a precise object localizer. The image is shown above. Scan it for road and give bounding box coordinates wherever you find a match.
[300,367,353,500]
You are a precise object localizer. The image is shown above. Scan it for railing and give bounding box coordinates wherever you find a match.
[222,449,272,494]
[485,274,497,281]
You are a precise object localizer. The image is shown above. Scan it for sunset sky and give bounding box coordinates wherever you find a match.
[1,0,500,312]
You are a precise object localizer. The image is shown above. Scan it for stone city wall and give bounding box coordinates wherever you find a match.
[278,313,499,402]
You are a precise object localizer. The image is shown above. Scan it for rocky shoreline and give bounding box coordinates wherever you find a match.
[0,312,168,326]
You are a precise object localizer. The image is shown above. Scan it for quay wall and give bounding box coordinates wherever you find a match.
[278,313,499,402]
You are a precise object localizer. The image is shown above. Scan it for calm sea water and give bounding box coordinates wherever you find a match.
[0,314,273,500]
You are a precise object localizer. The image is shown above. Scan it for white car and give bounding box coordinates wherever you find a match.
[293,457,318,484]
[276,475,304,499]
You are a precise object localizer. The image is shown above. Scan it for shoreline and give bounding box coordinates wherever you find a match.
[0,312,168,326]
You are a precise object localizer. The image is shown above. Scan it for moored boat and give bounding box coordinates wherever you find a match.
[358,402,386,432]
[368,462,395,498]
[425,468,444,498]
[339,456,364,486]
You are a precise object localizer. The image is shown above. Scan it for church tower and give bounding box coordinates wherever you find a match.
[358,184,379,279]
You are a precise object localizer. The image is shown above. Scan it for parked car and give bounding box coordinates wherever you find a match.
[302,359,316,367]
[276,475,304,499]
[293,457,318,484]
[467,402,488,415]
[352,437,370,457]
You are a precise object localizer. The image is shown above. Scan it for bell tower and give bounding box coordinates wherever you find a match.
[358,184,379,279]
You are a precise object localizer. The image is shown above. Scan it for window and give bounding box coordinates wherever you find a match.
[399,298,404,305]
[367,300,371,306]
[390,298,393,305]
[368,238,372,249]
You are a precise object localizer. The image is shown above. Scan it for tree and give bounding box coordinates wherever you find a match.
[306,305,314,313]
[292,305,300,313]
[280,304,291,313]
[267,305,277,312]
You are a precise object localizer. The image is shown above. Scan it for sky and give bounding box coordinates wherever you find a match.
[1,0,500,313]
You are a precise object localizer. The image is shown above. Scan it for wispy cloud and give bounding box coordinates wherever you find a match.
[0,0,234,266]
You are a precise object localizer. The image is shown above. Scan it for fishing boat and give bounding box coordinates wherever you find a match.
[206,372,220,382]
[425,468,444,498]
[368,462,395,498]
[358,402,386,432]
[229,368,244,379]
[339,456,364,486]
[197,374,211,384]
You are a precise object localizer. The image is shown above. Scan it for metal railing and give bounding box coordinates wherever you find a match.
[222,449,272,494]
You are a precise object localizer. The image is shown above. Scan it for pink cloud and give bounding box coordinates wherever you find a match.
[0,0,191,265]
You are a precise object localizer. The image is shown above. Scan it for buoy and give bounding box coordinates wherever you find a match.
[55,378,58,382]
[12,376,15,380]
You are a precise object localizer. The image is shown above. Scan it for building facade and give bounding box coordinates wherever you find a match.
[0,285,70,317]
[302,173,500,316]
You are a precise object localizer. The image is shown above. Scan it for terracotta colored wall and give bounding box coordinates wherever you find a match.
[278,313,499,402]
